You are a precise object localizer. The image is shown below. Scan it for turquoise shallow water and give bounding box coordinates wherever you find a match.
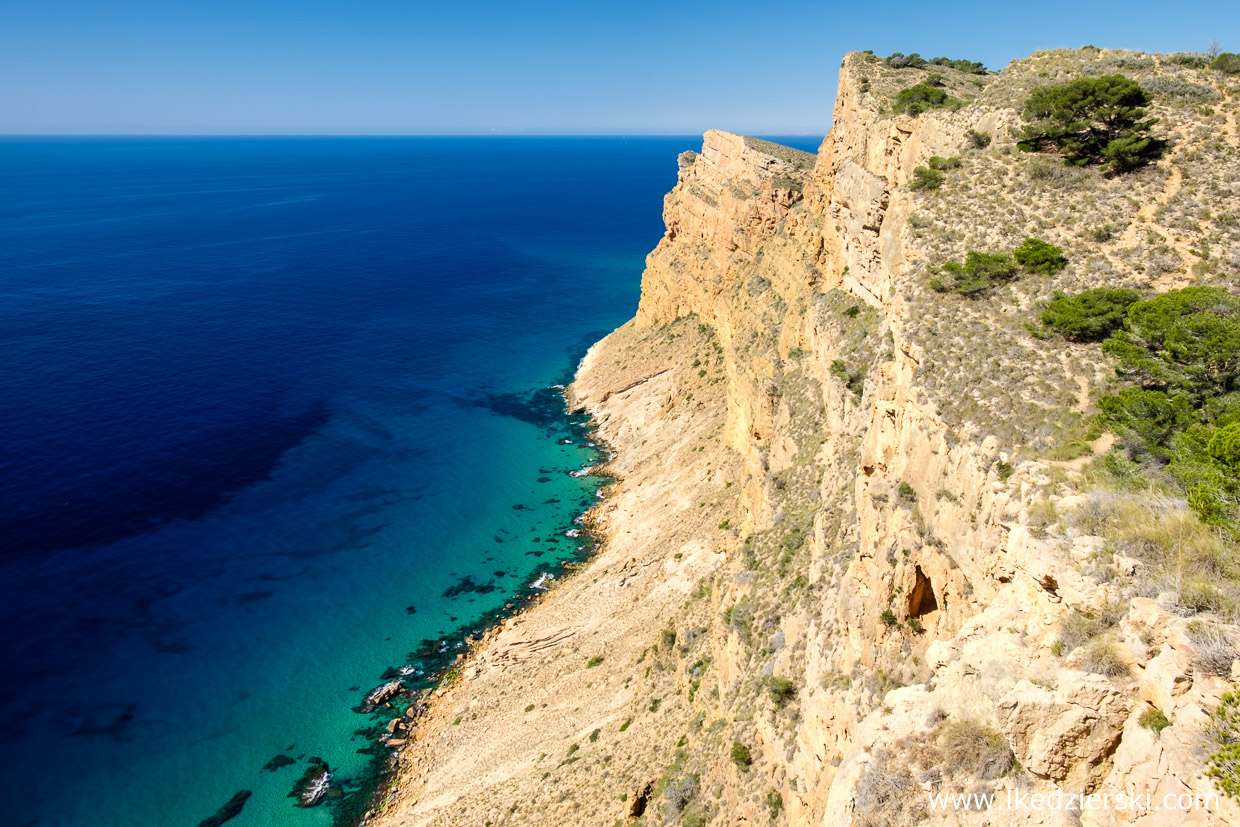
[0,135,821,827]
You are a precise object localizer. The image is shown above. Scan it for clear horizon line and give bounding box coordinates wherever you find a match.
[0,130,827,139]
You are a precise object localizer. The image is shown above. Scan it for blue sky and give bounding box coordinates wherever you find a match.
[2,0,1236,134]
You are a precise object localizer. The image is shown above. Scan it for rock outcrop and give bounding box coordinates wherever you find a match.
[370,48,1240,826]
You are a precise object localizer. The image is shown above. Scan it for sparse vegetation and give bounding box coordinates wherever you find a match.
[830,359,866,398]
[663,773,700,822]
[1081,637,1128,677]
[964,128,991,149]
[1191,625,1238,678]
[938,719,1015,779]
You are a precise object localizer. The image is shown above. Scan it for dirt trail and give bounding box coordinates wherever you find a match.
[1114,161,1196,290]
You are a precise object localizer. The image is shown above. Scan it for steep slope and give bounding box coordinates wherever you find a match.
[370,48,1240,826]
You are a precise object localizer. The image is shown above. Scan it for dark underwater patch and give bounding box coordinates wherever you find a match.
[470,385,573,433]
[197,789,251,827]
[441,575,497,598]
[69,702,138,742]
[262,753,297,772]
[0,400,330,556]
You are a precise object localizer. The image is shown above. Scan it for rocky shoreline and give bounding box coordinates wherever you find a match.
[350,389,617,826]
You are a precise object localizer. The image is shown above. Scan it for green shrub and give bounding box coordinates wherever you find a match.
[897,481,916,501]
[763,675,797,707]
[1139,707,1171,735]
[1168,52,1209,68]
[964,128,992,148]
[1040,287,1140,341]
[929,56,987,73]
[996,460,1014,481]
[1096,288,1240,529]
[927,155,961,170]
[731,741,753,770]
[1209,423,1240,472]
[1013,237,1068,274]
[930,251,1019,296]
[767,789,785,819]
[894,82,960,116]
[885,52,927,69]
[884,53,986,73]
[1017,75,1163,173]
[880,609,899,627]
[1212,53,1240,74]
[586,655,604,668]
[1104,287,1240,402]
[1207,688,1240,799]
[619,717,632,731]
[1099,389,1195,455]
[831,360,866,397]
[910,166,944,191]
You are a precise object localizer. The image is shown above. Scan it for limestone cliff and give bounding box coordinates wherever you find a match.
[371,48,1240,826]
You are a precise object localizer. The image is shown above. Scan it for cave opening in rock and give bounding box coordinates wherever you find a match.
[629,780,652,818]
[908,564,938,618]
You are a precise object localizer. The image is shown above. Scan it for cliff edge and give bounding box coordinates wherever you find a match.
[372,48,1240,826]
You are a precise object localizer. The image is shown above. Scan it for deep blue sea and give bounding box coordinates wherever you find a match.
[0,134,821,827]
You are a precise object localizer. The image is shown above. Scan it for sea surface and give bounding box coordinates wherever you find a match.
[0,134,821,827]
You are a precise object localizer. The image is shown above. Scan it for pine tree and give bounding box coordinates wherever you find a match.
[1017,75,1162,173]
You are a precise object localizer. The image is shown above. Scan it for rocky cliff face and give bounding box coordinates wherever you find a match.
[372,49,1240,826]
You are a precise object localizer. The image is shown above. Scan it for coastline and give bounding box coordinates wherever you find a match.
[353,382,618,825]
[361,315,742,826]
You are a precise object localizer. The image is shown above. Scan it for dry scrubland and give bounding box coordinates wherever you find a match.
[369,48,1240,826]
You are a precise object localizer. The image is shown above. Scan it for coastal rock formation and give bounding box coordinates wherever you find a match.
[370,48,1240,826]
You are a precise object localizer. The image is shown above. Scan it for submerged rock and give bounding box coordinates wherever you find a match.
[197,790,251,827]
[359,680,404,712]
[261,753,296,772]
[442,575,497,597]
[288,763,331,807]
